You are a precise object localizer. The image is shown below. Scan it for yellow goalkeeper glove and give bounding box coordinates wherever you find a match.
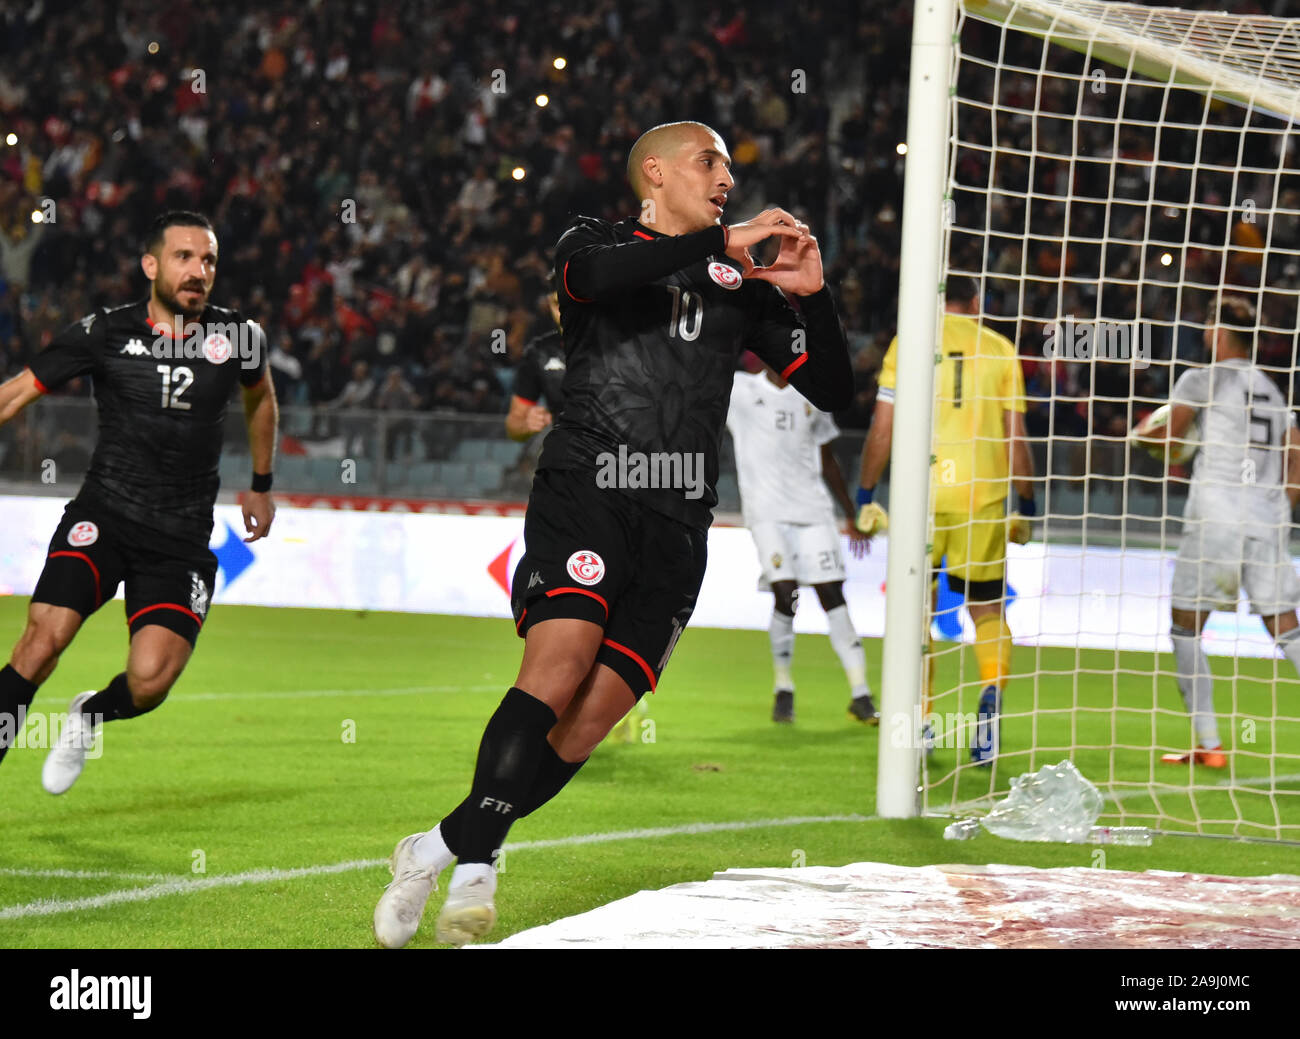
[855,488,889,536]
[1008,495,1036,545]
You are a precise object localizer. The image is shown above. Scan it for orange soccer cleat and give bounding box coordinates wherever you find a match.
[1160,746,1227,769]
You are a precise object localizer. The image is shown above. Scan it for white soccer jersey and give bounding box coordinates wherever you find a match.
[1170,358,1296,535]
[726,370,839,525]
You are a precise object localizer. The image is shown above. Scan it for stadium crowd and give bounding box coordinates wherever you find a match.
[0,0,887,422]
[0,0,1293,476]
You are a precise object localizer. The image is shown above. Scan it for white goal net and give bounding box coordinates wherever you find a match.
[917,0,1300,840]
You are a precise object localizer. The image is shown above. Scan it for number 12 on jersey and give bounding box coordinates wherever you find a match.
[156,365,194,411]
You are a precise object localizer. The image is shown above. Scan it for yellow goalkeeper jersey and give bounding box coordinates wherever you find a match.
[877,313,1025,515]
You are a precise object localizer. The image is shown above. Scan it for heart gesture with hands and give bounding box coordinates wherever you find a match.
[724,208,824,295]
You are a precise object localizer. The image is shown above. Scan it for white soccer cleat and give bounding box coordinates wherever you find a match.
[373,833,441,949]
[436,867,497,946]
[42,692,98,795]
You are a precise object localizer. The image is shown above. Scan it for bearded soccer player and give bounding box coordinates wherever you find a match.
[374,121,852,948]
[0,210,277,793]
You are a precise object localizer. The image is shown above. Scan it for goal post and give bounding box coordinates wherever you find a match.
[876,0,957,819]
[885,0,1300,841]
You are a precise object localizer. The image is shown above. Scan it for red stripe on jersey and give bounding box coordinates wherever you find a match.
[545,586,609,618]
[601,638,657,693]
[48,551,102,608]
[632,230,653,240]
[27,368,49,395]
[780,352,809,380]
[562,260,593,303]
[512,395,538,408]
[146,316,195,340]
[127,603,203,627]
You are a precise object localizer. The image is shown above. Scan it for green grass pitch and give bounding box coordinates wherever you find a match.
[0,596,1296,949]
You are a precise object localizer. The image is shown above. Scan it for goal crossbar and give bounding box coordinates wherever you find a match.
[966,0,1300,124]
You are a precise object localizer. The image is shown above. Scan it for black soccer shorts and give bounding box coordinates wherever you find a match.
[510,468,708,699]
[32,499,218,647]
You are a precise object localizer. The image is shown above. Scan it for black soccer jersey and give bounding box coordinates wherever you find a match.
[28,300,268,549]
[514,329,567,413]
[546,215,852,528]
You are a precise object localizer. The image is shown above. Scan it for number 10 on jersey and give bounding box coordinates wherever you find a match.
[666,285,702,341]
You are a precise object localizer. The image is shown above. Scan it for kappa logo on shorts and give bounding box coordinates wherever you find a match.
[189,571,210,619]
[68,521,99,548]
[707,261,742,290]
[566,550,606,587]
[771,553,783,570]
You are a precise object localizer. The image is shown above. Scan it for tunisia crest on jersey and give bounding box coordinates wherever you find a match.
[68,521,99,547]
[203,332,232,364]
[566,550,606,586]
[708,261,742,290]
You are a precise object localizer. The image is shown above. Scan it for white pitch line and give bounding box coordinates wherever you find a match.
[0,814,875,922]
[176,684,501,703]
[0,867,177,882]
[0,859,383,920]
[500,814,874,851]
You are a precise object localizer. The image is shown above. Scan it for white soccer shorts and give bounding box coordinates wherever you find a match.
[1171,518,1300,616]
[749,520,846,588]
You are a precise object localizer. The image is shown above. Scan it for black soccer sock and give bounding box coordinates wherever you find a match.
[447,687,559,865]
[0,664,39,766]
[79,673,158,724]
[440,739,588,857]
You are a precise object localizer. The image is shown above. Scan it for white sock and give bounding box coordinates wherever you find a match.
[1170,624,1220,750]
[769,608,795,691]
[1277,625,1300,679]
[412,824,454,872]
[827,605,870,700]
[449,861,496,891]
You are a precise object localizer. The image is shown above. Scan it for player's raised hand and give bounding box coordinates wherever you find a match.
[243,491,276,543]
[856,502,888,538]
[724,209,805,276]
[747,220,824,295]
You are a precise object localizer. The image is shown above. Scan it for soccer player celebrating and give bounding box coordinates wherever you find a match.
[1133,295,1300,769]
[726,362,876,724]
[0,211,277,792]
[506,284,646,744]
[374,121,852,947]
[855,277,1035,764]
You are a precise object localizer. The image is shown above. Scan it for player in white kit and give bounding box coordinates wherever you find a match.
[1134,296,1300,768]
[726,364,876,724]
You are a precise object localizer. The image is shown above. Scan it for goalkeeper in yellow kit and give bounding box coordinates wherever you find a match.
[855,277,1036,764]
